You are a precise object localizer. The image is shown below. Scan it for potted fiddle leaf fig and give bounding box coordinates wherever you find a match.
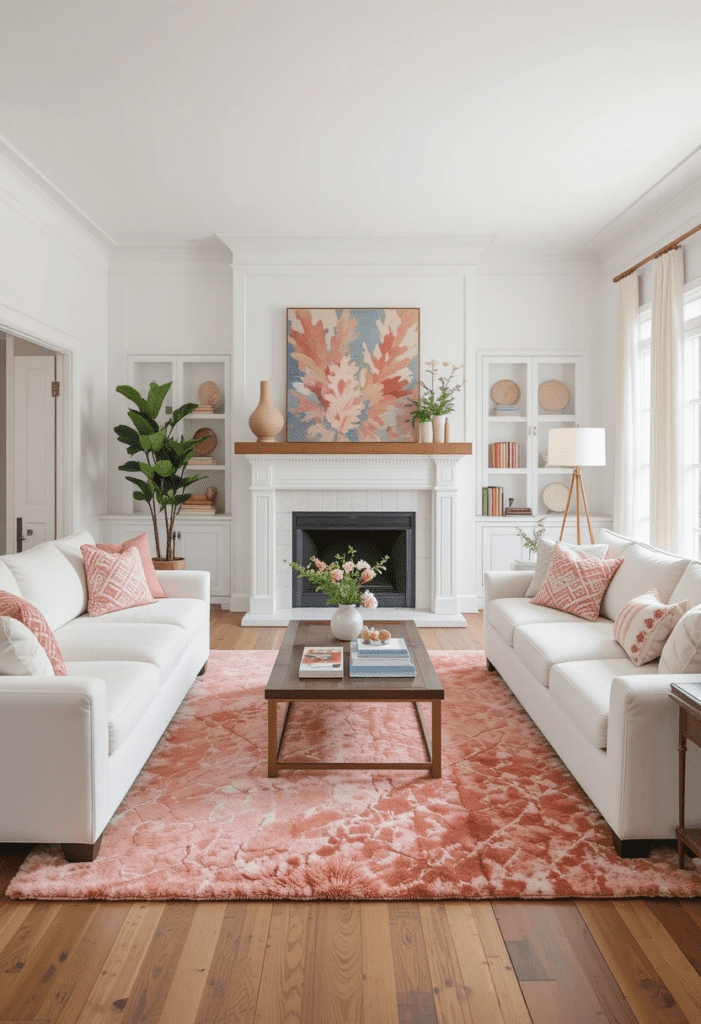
[114,381,207,565]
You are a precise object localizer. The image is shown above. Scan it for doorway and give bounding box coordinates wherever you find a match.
[1,333,67,554]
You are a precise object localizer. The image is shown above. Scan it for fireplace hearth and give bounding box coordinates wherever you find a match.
[291,512,415,608]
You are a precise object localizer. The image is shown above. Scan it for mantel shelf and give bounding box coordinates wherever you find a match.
[234,442,472,455]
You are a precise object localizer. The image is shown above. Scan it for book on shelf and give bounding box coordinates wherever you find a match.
[488,442,521,468]
[504,507,532,516]
[189,457,216,465]
[299,646,344,678]
[481,486,504,516]
[353,638,408,657]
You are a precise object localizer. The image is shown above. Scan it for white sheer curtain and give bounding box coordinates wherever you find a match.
[613,273,642,537]
[650,247,686,553]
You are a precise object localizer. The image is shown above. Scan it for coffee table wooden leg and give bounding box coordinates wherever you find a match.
[431,700,442,778]
[267,700,278,778]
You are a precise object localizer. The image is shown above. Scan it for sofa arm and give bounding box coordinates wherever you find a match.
[607,673,701,839]
[484,570,534,604]
[0,676,110,844]
[155,569,210,603]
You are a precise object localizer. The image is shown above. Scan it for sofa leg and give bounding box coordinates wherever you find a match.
[486,658,496,671]
[610,829,652,859]
[198,660,208,676]
[62,835,103,862]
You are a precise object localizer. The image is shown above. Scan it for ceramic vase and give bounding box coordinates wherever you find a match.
[248,380,284,442]
[432,414,448,443]
[419,420,432,443]
[329,604,363,641]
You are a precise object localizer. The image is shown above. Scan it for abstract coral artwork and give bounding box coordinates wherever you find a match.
[286,308,419,441]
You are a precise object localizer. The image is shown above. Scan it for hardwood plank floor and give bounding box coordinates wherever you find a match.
[0,609,700,1023]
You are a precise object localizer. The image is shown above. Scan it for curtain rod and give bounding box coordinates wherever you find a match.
[613,222,701,282]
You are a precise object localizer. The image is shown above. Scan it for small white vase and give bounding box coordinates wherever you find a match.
[330,604,363,641]
[432,414,448,443]
[419,420,432,443]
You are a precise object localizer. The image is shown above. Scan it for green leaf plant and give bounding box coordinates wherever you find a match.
[114,381,207,561]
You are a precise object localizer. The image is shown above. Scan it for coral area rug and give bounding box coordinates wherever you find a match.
[8,650,701,900]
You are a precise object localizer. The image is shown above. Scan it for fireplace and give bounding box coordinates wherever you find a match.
[291,512,416,608]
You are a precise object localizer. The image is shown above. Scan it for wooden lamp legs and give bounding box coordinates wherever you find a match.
[557,466,594,545]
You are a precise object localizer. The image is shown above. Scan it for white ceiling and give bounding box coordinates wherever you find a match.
[2,0,701,248]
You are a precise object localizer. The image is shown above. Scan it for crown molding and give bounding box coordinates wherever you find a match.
[218,234,496,266]
[110,238,233,271]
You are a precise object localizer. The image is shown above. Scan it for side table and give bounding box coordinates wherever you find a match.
[670,682,701,868]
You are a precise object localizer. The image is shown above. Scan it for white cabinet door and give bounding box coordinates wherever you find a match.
[176,521,231,597]
[481,525,524,589]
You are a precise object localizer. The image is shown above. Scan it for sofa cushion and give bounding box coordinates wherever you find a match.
[65,660,160,754]
[1,541,88,631]
[524,538,609,598]
[54,621,186,686]
[96,534,166,599]
[54,530,95,616]
[490,597,580,648]
[512,619,622,688]
[595,528,635,558]
[0,562,21,598]
[82,545,156,617]
[659,606,701,674]
[72,598,208,640]
[0,592,67,675]
[550,658,655,748]
[0,616,54,675]
[669,561,701,608]
[613,590,689,666]
[599,542,689,622]
[532,544,623,621]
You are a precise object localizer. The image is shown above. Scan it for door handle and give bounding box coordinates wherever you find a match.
[16,518,34,552]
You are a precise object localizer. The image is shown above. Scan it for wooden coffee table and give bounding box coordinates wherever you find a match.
[265,620,444,778]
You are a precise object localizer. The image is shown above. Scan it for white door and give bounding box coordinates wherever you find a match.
[13,356,56,551]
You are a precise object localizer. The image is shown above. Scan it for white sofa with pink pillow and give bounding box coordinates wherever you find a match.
[0,530,210,862]
[485,528,701,857]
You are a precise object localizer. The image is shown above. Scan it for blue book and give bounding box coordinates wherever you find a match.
[351,640,410,661]
[349,662,416,677]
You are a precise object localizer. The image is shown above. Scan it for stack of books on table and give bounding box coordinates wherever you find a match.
[349,638,415,677]
[180,495,217,514]
[299,646,344,678]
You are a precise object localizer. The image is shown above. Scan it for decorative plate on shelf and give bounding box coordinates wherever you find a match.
[539,379,570,411]
[542,482,569,512]
[491,379,520,406]
[197,381,222,408]
[193,427,218,456]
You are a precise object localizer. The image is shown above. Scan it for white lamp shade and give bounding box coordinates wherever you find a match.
[547,427,606,467]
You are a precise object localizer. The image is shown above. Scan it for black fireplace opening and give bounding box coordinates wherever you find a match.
[291,511,416,608]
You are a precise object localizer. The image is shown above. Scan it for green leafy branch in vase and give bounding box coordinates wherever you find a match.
[409,359,466,423]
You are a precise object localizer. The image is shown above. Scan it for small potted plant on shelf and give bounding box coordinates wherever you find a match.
[114,381,208,567]
[409,360,466,443]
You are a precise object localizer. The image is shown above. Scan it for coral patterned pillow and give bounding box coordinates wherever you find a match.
[0,591,67,675]
[96,533,166,598]
[614,589,689,666]
[532,542,624,622]
[81,545,156,617]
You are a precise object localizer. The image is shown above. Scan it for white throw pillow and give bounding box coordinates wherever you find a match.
[596,528,635,558]
[669,561,701,608]
[525,537,609,598]
[0,616,54,675]
[613,590,689,667]
[659,606,701,674]
[599,543,689,622]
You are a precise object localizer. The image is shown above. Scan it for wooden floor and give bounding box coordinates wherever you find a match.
[1,610,700,1024]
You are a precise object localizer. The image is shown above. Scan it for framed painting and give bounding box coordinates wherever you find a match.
[286,307,420,442]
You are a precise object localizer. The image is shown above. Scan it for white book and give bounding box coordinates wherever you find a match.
[355,638,407,655]
[299,646,344,678]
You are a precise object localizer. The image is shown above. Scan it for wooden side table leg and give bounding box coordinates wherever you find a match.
[679,715,687,869]
[431,700,442,779]
[268,700,278,778]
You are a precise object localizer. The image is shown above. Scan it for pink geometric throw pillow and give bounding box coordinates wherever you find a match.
[614,589,689,666]
[0,591,67,675]
[96,533,166,598]
[81,545,156,617]
[532,542,624,622]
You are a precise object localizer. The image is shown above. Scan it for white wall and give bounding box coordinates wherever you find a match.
[0,153,111,537]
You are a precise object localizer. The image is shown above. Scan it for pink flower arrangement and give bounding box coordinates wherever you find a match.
[286,545,388,608]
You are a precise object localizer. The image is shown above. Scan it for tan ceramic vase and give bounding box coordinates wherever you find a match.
[249,380,284,442]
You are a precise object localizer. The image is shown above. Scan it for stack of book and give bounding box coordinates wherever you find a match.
[504,506,532,516]
[180,494,217,515]
[192,403,215,415]
[349,637,415,677]
[481,486,504,516]
[189,456,217,465]
[488,442,521,467]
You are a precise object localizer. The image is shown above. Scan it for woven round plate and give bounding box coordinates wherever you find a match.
[193,427,218,456]
[197,381,222,408]
[539,379,570,411]
[543,482,569,512]
[491,379,520,405]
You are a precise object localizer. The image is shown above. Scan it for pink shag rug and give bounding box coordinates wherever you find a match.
[8,649,701,901]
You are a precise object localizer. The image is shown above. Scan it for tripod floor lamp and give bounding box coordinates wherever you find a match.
[546,428,606,544]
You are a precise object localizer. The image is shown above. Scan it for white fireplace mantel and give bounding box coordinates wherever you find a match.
[238,451,469,627]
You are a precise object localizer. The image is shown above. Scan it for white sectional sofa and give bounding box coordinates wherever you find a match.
[0,530,210,861]
[485,528,701,857]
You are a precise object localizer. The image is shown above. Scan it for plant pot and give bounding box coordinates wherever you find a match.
[248,380,284,442]
[419,420,433,443]
[329,604,363,641]
[153,558,186,571]
[432,414,448,443]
